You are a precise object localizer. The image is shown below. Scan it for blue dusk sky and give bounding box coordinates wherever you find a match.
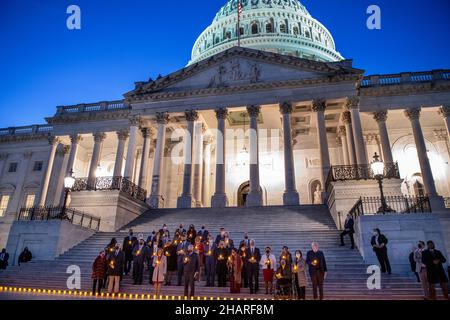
[0,0,449,128]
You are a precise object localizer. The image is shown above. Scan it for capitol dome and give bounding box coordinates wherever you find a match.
[189,0,344,65]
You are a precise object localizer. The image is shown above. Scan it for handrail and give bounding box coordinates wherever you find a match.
[72,176,147,203]
[56,100,130,115]
[361,69,450,87]
[18,206,100,231]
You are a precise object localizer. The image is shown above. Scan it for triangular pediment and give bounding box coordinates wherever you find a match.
[125,47,362,100]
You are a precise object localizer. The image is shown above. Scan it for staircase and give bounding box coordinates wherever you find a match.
[0,205,423,300]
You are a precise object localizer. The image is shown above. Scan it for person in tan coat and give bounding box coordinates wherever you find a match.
[293,250,308,300]
[152,248,167,296]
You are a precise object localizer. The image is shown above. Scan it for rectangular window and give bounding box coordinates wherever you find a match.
[25,194,35,209]
[33,161,43,172]
[0,195,10,217]
[8,162,18,173]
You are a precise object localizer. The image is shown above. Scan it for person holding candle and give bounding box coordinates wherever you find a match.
[187,224,197,245]
[153,247,167,296]
[245,239,262,294]
[239,243,249,288]
[228,248,243,294]
[176,233,189,286]
[194,236,205,281]
[149,231,163,284]
[279,246,293,269]
[275,259,292,298]
[91,250,107,295]
[293,250,308,300]
[122,230,137,276]
[176,224,186,235]
[215,227,226,245]
[216,241,229,287]
[223,232,234,255]
[106,243,124,294]
[261,246,277,295]
[132,235,150,285]
[183,244,199,298]
[306,242,327,300]
[197,225,209,243]
[164,239,178,286]
[204,235,217,287]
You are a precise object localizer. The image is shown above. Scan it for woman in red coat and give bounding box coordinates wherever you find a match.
[92,250,107,295]
[228,248,243,294]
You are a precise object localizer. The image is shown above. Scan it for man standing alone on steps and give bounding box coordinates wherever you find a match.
[122,229,137,275]
[340,213,355,249]
[370,228,391,274]
[306,242,327,300]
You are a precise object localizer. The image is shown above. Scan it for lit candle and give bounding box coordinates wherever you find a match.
[128,241,132,245]
[184,256,190,264]
[218,254,224,261]
[312,259,318,266]
[136,250,141,256]
[265,259,271,265]
[207,250,212,256]
[293,264,299,272]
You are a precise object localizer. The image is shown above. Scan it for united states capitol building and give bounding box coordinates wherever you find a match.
[0,0,449,286]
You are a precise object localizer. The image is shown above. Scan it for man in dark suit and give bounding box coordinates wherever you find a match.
[132,235,150,285]
[306,242,327,300]
[183,244,199,297]
[370,228,391,274]
[245,239,261,294]
[340,214,355,249]
[0,248,9,270]
[215,227,226,245]
[122,229,137,275]
[176,234,190,286]
[197,225,209,242]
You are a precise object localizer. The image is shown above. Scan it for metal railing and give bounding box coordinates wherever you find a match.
[72,176,147,203]
[56,100,130,115]
[325,162,400,191]
[0,124,53,136]
[349,195,431,218]
[361,69,450,87]
[18,206,100,231]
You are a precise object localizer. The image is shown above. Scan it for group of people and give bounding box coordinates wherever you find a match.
[91,224,329,300]
[0,247,32,270]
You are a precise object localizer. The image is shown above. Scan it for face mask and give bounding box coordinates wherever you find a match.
[202,226,205,230]
[245,236,248,239]
[266,250,270,254]
[129,232,133,236]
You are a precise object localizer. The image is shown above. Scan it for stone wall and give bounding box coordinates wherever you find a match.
[6,220,94,265]
[69,190,149,232]
[354,213,450,273]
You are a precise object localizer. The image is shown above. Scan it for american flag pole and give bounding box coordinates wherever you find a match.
[237,0,242,47]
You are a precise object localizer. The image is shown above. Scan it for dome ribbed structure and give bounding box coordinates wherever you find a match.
[189,0,343,65]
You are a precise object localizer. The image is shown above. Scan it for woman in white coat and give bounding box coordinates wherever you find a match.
[153,248,167,296]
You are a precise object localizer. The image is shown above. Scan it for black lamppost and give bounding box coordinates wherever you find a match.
[371,153,394,214]
[62,169,76,218]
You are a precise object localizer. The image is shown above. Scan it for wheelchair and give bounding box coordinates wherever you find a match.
[274,277,293,300]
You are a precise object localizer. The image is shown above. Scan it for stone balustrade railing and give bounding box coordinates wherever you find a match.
[361,69,450,87]
[55,100,130,115]
[0,124,53,136]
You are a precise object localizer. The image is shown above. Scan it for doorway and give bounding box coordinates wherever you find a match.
[237,181,250,207]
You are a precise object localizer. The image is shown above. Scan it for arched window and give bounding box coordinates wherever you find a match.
[239,27,244,36]
[214,36,220,44]
[266,23,273,33]
[293,26,299,35]
[225,31,231,40]
[280,24,287,33]
[251,23,258,34]
[305,30,310,38]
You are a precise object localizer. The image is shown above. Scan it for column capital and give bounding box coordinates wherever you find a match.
[140,127,152,138]
[279,102,293,114]
[93,132,106,143]
[185,110,199,122]
[404,107,421,120]
[373,111,388,123]
[48,135,59,146]
[438,105,450,119]
[129,115,142,127]
[341,111,352,124]
[156,112,170,124]
[117,129,130,141]
[215,108,228,120]
[345,96,360,110]
[57,145,70,157]
[246,105,261,117]
[311,99,326,112]
[434,129,448,141]
[70,134,82,144]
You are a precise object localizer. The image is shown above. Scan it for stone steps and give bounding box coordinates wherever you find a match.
[0,205,423,299]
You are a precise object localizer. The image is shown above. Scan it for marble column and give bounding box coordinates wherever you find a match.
[211,108,228,208]
[10,152,34,214]
[66,134,81,175]
[138,128,152,190]
[346,97,368,165]
[177,110,198,208]
[280,102,300,205]
[54,145,70,206]
[434,129,450,195]
[312,99,331,190]
[246,105,263,207]
[338,126,350,165]
[373,111,394,163]
[202,137,213,207]
[38,135,59,207]
[341,111,357,165]
[113,130,129,177]
[150,112,169,208]
[192,123,204,207]
[404,108,445,212]
[124,116,141,181]
[87,132,106,189]
[438,105,450,142]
